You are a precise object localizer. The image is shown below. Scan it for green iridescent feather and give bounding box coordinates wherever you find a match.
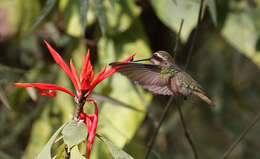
[160,66,178,79]
[177,72,203,93]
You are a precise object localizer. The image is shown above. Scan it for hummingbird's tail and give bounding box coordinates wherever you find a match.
[192,91,215,108]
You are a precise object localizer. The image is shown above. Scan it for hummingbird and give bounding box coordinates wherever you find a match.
[109,51,215,108]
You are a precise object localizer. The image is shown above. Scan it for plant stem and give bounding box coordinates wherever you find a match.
[176,104,199,159]
[65,145,70,159]
[146,0,204,157]
[185,0,204,69]
[219,111,260,159]
[145,96,174,159]
[180,0,204,158]
[173,19,184,58]
[74,96,86,120]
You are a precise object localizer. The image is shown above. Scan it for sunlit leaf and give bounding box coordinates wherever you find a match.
[97,135,134,159]
[61,120,88,148]
[31,0,57,30]
[80,0,89,33]
[38,122,68,159]
[206,0,217,26]
[109,0,115,7]
[54,144,65,159]
[151,0,200,42]
[222,4,260,68]
[17,0,41,35]
[104,0,141,34]
[22,105,53,159]
[95,21,152,148]
[59,0,83,37]
[95,0,106,35]
[70,146,85,159]
[151,0,216,42]
[89,92,144,113]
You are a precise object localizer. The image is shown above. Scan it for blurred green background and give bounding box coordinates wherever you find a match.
[1,0,260,158]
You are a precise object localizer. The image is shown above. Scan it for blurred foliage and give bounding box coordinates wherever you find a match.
[1,0,260,159]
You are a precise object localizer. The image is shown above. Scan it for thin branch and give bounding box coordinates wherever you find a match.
[219,111,260,159]
[145,0,204,157]
[176,104,199,159]
[174,19,184,58]
[185,0,204,69]
[65,145,70,159]
[145,96,174,159]
[176,0,205,157]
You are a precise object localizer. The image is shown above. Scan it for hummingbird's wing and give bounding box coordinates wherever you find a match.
[110,62,174,95]
[142,85,173,95]
[110,62,169,85]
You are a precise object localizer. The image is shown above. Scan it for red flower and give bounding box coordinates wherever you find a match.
[14,40,135,158]
[14,41,135,98]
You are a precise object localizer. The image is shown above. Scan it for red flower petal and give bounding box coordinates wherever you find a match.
[80,50,95,91]
[70,59,81,91]
[88,53,136,93]
[44,41,79,92]
[89,65,107,91]
[38,89,57,97]
[85,98,98,159]
[80,50,91,81]
[14,83,75,97]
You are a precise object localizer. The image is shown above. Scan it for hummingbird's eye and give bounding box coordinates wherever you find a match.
[153,53,163,61]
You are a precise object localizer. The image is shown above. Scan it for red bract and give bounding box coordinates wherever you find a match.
[14,40,135,159]
[14,40,135,98]
[79,98,98,159]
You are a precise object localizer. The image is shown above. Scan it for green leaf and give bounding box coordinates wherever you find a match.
[221,3,260,68]
[59,0,83,37]
[22,104,53,159]
[80,0,89,33]
[0,65,23,84]
[17,0,41,35]
[95,21,152,148]
[0,85,11,109]
[54,144,66,159]
[151,0,200,42]
[38,122,68,159]
[95,0,106,35]
[61,120,88,148]
[206,0,217,26]
[31,0,57,30]
[70,146,85,159]
[97,135,134,159]
[0,151,14,159]
[89,93,144,113]
[109,0,115,7]
[151,0,217,42]
[103,0,141,34]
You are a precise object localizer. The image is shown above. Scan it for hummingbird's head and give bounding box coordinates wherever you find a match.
[150,51,174,66]
[133,51,175,66]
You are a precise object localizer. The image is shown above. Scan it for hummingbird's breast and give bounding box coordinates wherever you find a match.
[171,75,192,96]
[160,65,179,79]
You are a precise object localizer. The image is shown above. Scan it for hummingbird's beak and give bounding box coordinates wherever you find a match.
[133,58,151,62]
